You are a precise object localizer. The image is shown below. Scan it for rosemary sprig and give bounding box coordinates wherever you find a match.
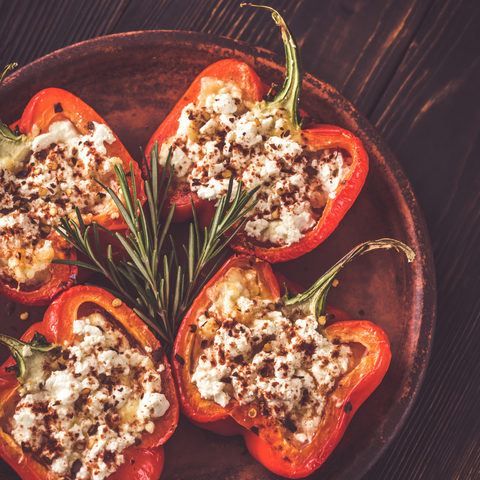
[53,144,259,351]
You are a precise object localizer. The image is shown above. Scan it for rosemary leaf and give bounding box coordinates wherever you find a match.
[53,142,258,352]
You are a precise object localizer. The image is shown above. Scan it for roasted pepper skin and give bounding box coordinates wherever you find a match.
[145,59,368,262]
[172,255,390,478]
[0,286,179,480]
[0,88,145,305]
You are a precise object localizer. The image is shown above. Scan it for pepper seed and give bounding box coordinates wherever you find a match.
[111,212,120,220]
[263,343,272,353]
[318,316,327,326]
[332,279,339,287]
[49,207,58,216]
[41,225,51,234]
[39,187,48,197]
[112,298,122,308]
[145,422,155,434]
[66,188,72,197]
[222,169,232,178]
[33,167,42,175]
[47,162,58,171]
[20,312,29,321]
[248,408,257,418]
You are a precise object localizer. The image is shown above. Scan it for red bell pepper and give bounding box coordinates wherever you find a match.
[172,239,414,478]
[145,5,368,262]
[0,65,145,305]
[0,285,179,480]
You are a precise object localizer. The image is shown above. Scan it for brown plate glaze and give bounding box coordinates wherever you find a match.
[0,31,435,480]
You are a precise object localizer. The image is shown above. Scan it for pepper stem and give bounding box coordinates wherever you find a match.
[0,331,58,382]
[241,4,302,129]
[282,239,416,323]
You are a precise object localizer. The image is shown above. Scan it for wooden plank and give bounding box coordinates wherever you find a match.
[112,0,433,116]
[0,0,130,67]
[365,0,480,478]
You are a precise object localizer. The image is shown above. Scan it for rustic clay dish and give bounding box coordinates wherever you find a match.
[0,31,436,480]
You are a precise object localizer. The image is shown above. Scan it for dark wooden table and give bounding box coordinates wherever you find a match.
[0,1,479,479]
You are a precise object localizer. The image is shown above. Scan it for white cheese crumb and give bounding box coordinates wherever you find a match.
[0,119,121,285]
[157,78,353,246]
[192,267,351,443]
[10,313,169,480]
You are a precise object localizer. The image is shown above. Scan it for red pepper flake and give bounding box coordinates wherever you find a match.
[344,401,353,413]
[104,450,115,465]
[88,424,98,436]
[54,103,63,113]
[175,354,185,365]
[233,355,244,364]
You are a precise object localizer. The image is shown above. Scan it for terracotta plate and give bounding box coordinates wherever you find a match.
[0,32,436,480]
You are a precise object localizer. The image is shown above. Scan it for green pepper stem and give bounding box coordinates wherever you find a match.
[282,239,416,322]
[0,331,58,382]
[241,4,302,129]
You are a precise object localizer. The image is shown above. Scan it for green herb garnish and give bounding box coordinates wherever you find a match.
[53,144,259,350]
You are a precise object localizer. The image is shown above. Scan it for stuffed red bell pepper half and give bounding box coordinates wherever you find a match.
[145,5,368,263]
[0,286,179,480]
[0,64,145,305]
[172,239,414,478]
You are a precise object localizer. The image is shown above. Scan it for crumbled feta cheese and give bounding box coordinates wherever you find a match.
[158,78,352,246]
[0,119,121,285]
[10,312,169,480]
[192,267,351,444]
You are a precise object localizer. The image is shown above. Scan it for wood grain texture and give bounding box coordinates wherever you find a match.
[0,0,479,479]
[367,1,480,478]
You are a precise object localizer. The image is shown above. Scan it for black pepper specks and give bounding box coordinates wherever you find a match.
[54,103,63,113]
[344,401,353,413]
[250,426,259,436]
